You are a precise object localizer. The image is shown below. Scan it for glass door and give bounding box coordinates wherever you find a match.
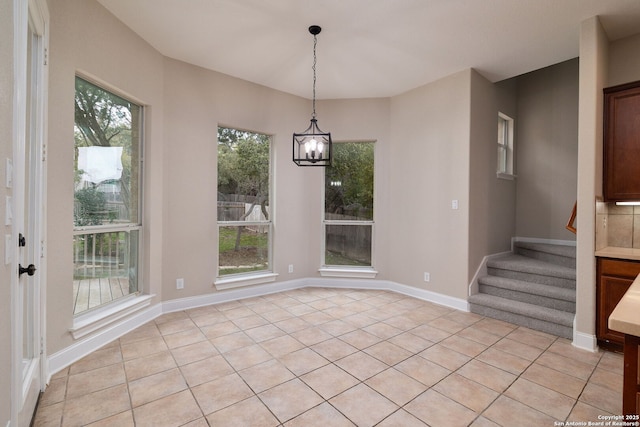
[12,1,47,425]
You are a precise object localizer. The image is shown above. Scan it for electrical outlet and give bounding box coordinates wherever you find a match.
[288,264,294,273]
[424,272,430,282]
[451,199,459,210]
[603,217,607,228]
[176,278,184,289]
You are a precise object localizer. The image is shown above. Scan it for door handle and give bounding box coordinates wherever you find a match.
[19,264,37,277]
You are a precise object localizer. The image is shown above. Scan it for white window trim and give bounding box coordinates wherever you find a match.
[497,112,515,179]
[496,172,517,180]
[319,266,378,279]
[214,272,278,290]
[69,293,154,340]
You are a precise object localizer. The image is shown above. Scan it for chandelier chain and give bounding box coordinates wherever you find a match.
[312,33,317,119]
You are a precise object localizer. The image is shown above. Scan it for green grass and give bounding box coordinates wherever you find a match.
[219,227,268,252]
[219,226,268,276]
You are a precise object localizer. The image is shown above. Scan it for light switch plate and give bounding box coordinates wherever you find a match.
[5,158,12,188]
[5,196,12,225]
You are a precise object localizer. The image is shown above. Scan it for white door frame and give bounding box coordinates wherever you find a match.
[11,0,48,425]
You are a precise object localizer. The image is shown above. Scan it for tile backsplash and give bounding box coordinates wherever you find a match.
[596,201,640,250]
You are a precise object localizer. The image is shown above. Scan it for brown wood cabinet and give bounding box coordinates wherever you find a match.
[596,257,640,349]
[604,80,640,201]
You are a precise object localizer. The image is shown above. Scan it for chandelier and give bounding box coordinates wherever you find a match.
[292,25,332,167]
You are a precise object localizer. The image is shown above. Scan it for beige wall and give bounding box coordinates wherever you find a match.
[514,59,579,241]
[47,0,165,354]
[161,58,317,299]
[388,70,472,299]
[609,33,640,87]
[1,0,14,421]
[576,17,608,340]
[468,70,518,278]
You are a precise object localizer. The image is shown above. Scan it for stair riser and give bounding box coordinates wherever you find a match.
[515,248,576,269]
[479,284,576,313]
[469,304,572,339]
[487,267,576,289]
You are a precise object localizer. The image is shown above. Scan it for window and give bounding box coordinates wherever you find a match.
[217,127,272,280]
[73,77,142,315]
[497,112,515,178]
[323,141,375,271]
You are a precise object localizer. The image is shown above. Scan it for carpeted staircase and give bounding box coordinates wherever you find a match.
[469,241,576,339]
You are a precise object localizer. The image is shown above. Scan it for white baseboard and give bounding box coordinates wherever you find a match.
[162,278,307,313]
[572,317,598,352]
[46,303,162,380]
[46,277,469,378]
[572,330,598,352]
[468,251,511,296]
[303,277,469,312]
[512,236,577,248]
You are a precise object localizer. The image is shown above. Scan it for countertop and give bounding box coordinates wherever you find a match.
[609,273,640,336]
[595,246,640,262]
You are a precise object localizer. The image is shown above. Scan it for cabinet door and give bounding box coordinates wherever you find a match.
[604,81,640,201]
[597,275,634,344]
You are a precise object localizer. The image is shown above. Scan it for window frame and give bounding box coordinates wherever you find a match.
[214,126,276,289]
[320,140,377,279]
[71,75,148,335]
[497,112,515,180]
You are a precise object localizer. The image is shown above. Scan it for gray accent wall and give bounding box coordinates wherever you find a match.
[514,58,580,241]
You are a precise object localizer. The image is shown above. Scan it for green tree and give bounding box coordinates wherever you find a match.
[217,127,270,251]
[73,186,107,226]
[325,142,374,220]
[74,77,140,225]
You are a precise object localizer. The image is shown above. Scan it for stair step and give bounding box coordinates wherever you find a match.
[469,293,574,339]
[478,275,576,312]
[514,241,576,268]
[487,254,575,289]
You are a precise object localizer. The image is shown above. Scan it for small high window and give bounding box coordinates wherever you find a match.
[497,112,515,179]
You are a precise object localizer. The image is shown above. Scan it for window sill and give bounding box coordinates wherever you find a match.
[70,294,154,340]
[319,267,378,279]
[214,272,278,290]
[496,172,516,181]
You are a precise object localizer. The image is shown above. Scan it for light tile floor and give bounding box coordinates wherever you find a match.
[34,287,624,426]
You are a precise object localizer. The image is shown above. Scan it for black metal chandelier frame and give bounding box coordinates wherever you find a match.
[292,25,332,167]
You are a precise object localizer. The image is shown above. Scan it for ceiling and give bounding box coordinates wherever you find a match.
[97,0,640,100]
